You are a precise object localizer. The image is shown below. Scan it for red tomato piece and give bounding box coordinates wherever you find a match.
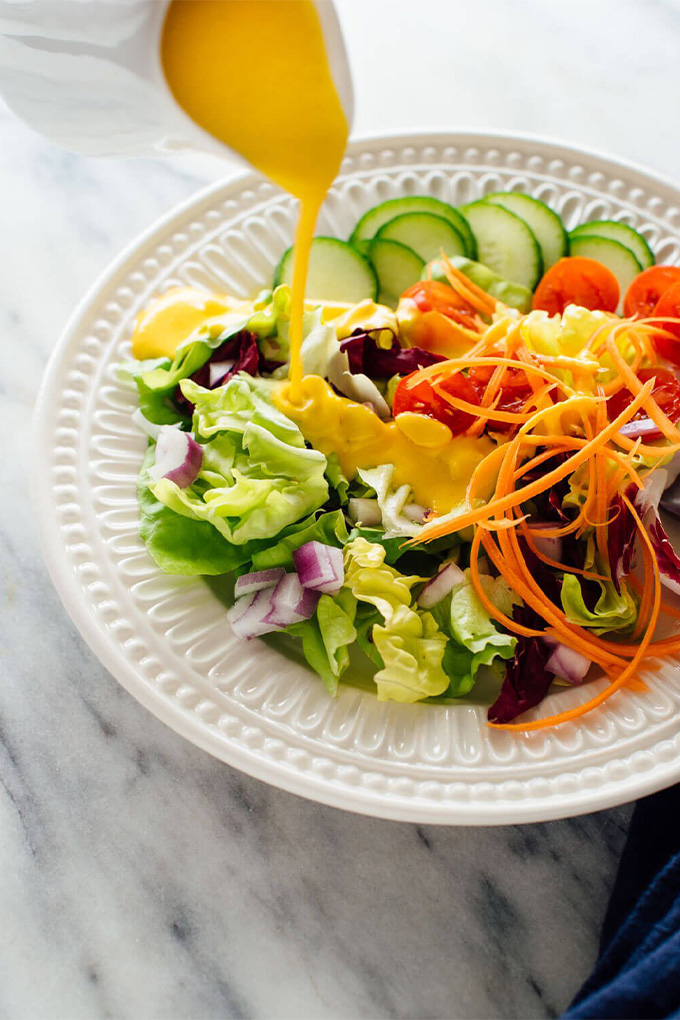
[607,367,680,425]
[623,265,680,318]
[393,370,480,436]
[532,257,620,316]
[467,364,534,433]
[653,280,680,364]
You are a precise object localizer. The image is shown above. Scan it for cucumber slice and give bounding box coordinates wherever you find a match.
[376,212,467,263]
[350,196,476,259]
[568,235,642,304]
[368,239,425,308]
[460,201,543,290]
[273,237,378,302]
[425,256,533,313]
[569,220,654,270]
[485,192,568,270]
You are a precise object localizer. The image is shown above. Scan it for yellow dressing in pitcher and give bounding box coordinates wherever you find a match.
[161,0,348,395]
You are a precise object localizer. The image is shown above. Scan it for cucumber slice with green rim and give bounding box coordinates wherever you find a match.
[376,212,467,263]
[485,192,568,270]
[460,200,543,290]
[368,239,425,308]
[569,220,654,270]
[273,237,378,302]
[350,196,476,259]
[425,256,533,313]
[568,235,642,305]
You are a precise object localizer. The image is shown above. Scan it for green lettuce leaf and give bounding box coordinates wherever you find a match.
[287,591,358,696]
[325,452,350,505]
[561,572,638,634]
[429,570,517,696]
[356,464,422,537]
[342,537,449,702]
[149,376,328,545]
[249,510,349,571]
[137,447,256,574]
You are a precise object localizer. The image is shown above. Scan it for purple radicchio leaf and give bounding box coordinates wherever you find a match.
[632,472,680,596]
[608,471,680,597]
[488,605,556,724]
[646,516,680,595]
[339,329,446,379]
[608,489,638,595]
[174,331,283,414]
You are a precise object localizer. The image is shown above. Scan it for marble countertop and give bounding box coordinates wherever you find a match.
[3,1,680,1016]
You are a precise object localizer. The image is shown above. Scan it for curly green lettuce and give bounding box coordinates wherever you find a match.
[148,376,328,545]
[342,537,449,702]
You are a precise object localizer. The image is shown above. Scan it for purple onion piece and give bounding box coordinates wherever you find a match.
[148,426,203,488]
[292,542,344,594]
[618,417,663,440]
[227,589,283,639]
[234,568,286,597]
[418,562,465,608]
[545,642,591,685]
[526,524,562,562]
[264,572,321,627]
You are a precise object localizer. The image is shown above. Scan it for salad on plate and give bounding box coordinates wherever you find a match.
[121,191,680,730]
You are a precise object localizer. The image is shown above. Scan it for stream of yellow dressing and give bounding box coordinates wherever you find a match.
[161,0,348,396]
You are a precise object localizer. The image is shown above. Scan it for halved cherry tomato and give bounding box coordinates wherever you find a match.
[467,364,535,433]
[532,257,620,316]
[393,370,480,436]
[623,265,680,318]
[401,280,479,329]
[607,367,680,426]
[652,280,680,364]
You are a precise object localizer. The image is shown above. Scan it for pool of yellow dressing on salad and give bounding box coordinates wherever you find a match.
[276,376,492,515]
[128,0,489,516]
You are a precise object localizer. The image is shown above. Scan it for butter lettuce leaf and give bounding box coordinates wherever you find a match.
[287,590,357,696]
[138,447,256,574]
[342,537,449,702]
[561,572,638,634]
[249,510,349,571]
[149,376,328,545]
[429,570,517,697]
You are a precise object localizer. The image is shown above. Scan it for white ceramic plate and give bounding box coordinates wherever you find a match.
[35,131,680,825]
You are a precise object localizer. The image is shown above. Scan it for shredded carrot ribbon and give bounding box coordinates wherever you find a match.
[402,304,680,728]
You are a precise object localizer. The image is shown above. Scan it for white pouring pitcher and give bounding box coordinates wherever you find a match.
[0,0,353,163]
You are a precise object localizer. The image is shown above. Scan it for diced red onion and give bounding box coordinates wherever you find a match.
[348,498,382,527]
[264,572,320,626]
[234,568,286,597]
[147,426,203,488]
[545,640,591,685]
[227,588,282,639]
[292,542,345,594]
[209,360,236,387]
[402,503,427,524]
[527,524,562,562]
[418,562,465,608]
[619,417,662,440]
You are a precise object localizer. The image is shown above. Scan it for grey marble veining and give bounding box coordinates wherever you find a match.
[5,0,680,1015]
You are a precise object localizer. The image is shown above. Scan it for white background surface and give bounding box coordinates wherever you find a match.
[2,1,679,1017]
